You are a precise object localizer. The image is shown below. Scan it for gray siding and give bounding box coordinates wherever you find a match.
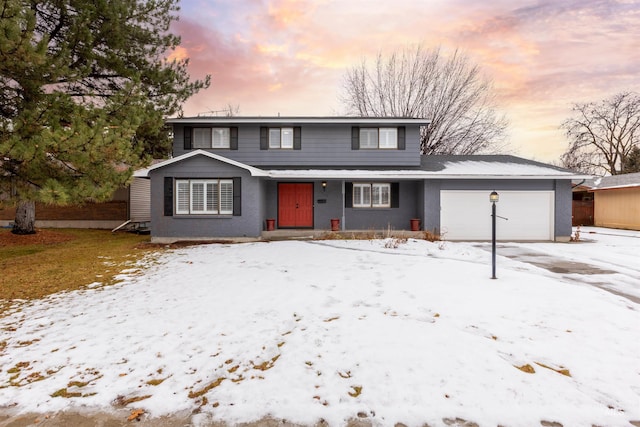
[263,180,345,230]
[423,180,442,234]
[554,180,572,240]
[345,181,421,230]
[173,124,421,167]
[262,179,421,231]
[150,156,264,239]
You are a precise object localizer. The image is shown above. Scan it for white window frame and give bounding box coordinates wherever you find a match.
[372,183,391,207]
[379,128,398,149]
[353,183,391,208]
[269,127,294,149]
[359,127,398,149]
[359,128,378,149]
[175,179,233,215]
[192,127,230,149]
[192,128,212,149]
[212,128,230,148]
[353,183,371,207]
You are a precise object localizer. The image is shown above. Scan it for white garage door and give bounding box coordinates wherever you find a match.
[440,190,555,241]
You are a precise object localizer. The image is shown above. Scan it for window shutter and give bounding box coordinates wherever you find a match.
[397,126,405,150]
[345,182,353,208]
[183,126,192,150]
[351,127,359,150]
[164,177,173,216]
[230,127,238,150]
[232,177,241,216]
[391,182,400,208]
[293,127,302,150]
[260,127,268,150]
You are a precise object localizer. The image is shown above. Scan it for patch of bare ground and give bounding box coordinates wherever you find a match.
[1,411,633,427]
[0,412,415,427]
[0,229,74,246]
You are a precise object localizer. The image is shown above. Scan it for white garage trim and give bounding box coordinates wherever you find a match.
[440,190,555,241]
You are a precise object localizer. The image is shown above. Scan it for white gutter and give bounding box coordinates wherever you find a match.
[265,170,591,180]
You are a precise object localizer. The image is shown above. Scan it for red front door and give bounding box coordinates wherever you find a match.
[278,183,314,228]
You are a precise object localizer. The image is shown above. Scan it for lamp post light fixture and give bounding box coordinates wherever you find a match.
[490,191,499,279]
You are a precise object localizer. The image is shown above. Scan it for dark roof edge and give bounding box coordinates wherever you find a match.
[166,116,430,125]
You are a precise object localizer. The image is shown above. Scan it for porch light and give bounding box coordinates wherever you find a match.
[321,181,327,191]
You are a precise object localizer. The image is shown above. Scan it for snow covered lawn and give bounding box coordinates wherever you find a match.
[1,230,639,426]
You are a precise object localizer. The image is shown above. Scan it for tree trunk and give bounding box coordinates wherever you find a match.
[12,200,36,235]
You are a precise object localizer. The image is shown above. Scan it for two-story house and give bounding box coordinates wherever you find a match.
[138,117,587,243]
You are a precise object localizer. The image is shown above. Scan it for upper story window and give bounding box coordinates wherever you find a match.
[184,126,238,150]
[192,128,230,149]
[352,126,405,150]
[260,126,302,150]
[269,127,294,149]
[359,128,397,149]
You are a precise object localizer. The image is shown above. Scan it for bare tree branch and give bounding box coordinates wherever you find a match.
[341,45,508,155]
[561,92,640,175]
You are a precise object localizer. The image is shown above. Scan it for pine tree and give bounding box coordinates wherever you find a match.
[622,145,640,173]
[0,0,209,234]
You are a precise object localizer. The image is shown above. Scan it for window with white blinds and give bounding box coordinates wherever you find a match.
[175,179,233,215]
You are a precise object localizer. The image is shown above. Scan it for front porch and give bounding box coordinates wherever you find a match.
[261,228,428,241]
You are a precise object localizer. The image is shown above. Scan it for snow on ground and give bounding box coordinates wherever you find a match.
[499,227,640,301]
[1,231,639,427]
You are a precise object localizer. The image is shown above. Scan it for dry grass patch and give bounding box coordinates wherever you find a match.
[112,394,152,406]
[146,377,166,386]
[536,362,571,377]
[0,229,154,303]
[252,354,280,371]
[188,377,225,399]
[515,364,536,374]
[348,385,362,398]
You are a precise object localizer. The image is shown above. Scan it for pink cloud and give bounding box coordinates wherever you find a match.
[173,0,640,161]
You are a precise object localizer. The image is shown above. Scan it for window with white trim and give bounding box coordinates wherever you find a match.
[192,127,230,149]
[175,179,233,215]
[359,128,378,149]
[379,128,397,149]
[359,127,398,149]
[353,183,391,208]
[269,127,294,149]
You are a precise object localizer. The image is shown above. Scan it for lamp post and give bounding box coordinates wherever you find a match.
[490,191,499,279]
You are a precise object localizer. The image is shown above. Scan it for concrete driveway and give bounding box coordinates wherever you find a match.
[477,229,640,304]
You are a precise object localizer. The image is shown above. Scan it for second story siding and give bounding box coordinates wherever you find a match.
[168,117,428,167]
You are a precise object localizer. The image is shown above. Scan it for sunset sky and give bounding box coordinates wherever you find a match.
[171,0,639,163]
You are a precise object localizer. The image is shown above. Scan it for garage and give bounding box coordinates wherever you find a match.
[440,190,555,241]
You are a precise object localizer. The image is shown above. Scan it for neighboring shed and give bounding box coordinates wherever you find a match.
[590,172,640,231]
